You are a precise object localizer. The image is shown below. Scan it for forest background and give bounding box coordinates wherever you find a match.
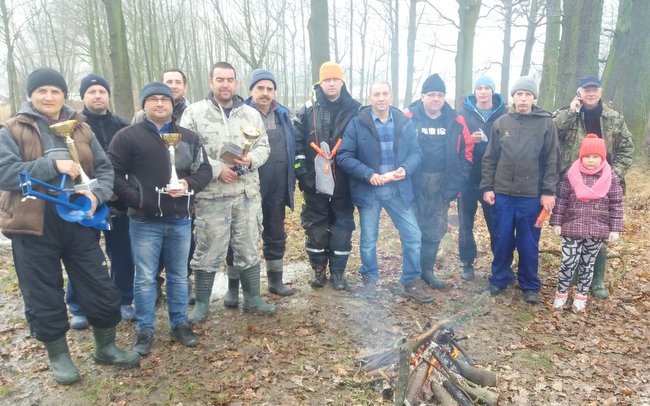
[0,0,649,160]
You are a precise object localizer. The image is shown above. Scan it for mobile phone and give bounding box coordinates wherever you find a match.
[574,92,582,113]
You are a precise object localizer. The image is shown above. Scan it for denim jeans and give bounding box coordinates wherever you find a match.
[130,217,191,333]
[489,194,542,291]
[358,196,422,285]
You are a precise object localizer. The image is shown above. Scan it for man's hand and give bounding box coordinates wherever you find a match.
[218,166,238,184]
[232,155,252,168]
[470,131,483,143]
[167,179,189,198]
[553,226,562,236]
[608,232,620,242]
[540,195,556,212]
[570,96,583,114]
[76,190,98,217]
[392,167,406,181]
[369,173,385,186]
[56,160,81,179]
[483,191,495,205]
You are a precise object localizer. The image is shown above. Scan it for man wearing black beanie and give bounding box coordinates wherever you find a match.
[65,73,135,330]
[405,73,473,291]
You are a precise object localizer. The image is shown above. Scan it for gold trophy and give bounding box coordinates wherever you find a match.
[159,133,188,192]
[50,119,96,192]
[219,125,261,164]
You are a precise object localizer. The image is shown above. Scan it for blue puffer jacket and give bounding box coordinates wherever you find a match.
[337,106,422,208]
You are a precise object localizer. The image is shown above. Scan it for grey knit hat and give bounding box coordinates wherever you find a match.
[80,73,110,98]
[140,82,173,108]
[510,76,538,98]
[249,69,277,90]
[26,67,68,98]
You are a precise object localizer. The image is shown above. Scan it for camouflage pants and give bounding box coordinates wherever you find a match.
[191,194,262,273]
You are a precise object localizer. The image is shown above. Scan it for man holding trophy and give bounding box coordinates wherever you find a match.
[108,83,212,356]
[0,67,140,384]
[180,61,273,321]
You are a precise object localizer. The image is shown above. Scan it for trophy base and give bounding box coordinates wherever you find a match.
[165,182,184,191]
[74,178,97,192]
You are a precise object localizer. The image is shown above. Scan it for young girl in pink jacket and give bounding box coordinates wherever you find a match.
[550,134,624,312]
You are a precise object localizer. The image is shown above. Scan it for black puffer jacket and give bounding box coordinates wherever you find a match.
[293,84,360,195]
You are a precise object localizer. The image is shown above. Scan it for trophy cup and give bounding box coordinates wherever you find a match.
[50,119,96,192]
[219,125,261,164]
[160,133,184,191]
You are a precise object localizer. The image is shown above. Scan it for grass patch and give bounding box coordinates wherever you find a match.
[0,382,16,398]
[517,350,555,372]
[513,308,534,323]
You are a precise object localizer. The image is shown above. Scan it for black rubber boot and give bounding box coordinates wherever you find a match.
[266,259,294,296]
[591,248,609,298]
[190,269,216,323]
[223,264,240,308]
[241,264,276,315]
[310,265,328,288]
[93,327,140,367]
[43,336,80,385]
[421,241,445,289]
[460,263,475,280]
[330,271,349,291]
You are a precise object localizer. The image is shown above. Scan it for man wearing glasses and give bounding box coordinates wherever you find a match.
[108,83,212,355]
[406,74,473,291]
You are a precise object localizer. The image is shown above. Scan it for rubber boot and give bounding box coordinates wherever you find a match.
[190,269,216,323]
[267,259,294,296]
[43,336,80,385]
[93,327,140,367]
[330,271,349,291]
[240,264,276,315]
[188,275,196,305]
[310,265,327,288]
[223,264,240,308]
[421,241,445,289]
[591,249,609,298]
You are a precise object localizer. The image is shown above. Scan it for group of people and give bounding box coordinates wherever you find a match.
[0,61,633,385]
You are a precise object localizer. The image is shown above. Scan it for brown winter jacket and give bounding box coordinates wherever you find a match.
[0,113,94,236]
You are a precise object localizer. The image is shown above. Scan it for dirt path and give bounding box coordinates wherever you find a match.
[0,167,648,405]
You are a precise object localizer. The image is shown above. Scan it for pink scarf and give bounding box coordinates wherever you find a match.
[567,159,612,202]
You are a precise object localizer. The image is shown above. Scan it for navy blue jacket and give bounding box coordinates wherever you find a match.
[337,106,421,208]
[406,100,473,202]
[458,94,507,188]
[244,97,296,210]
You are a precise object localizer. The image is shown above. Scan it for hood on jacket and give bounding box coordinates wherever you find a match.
[406,99,455,122]
[244,97,291,116]
[314,82,355,107]
[464,93,505,113]
[205,91,246,110]
[507,104,552,118]
[18,100,79,125]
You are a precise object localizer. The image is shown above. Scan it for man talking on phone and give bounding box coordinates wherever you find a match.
[554,75,634,299]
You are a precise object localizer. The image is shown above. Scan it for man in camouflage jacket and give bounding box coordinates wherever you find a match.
[553,75,634,299]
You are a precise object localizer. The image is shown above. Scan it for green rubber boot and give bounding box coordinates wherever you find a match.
[93,327,140,367]
[43,336,80,385]
[241,264,276,315]
[591,248,609,299]
[267,259,294,296]
[190,269,216,323]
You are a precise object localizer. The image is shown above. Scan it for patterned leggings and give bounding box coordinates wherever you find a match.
[557,237,604,295]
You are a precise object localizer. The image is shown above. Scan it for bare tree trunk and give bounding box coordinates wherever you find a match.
[308,0,330,84]
[455,0,481,109]
[602,0,650,159]
[538,0,560,110]
[403,0,420,108]
[102,0,134,118]
[520,0,540,76]
[390,0,399,101]
[499,0,513,98]
[348,0,354,92]
[554,0,604,108]
[0,0,20,115]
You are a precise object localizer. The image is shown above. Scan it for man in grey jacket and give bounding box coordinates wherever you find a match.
[180,61,273,321]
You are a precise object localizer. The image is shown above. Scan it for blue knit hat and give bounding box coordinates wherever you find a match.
[473,76,496,93]
[249,69,277,90]
[140,82,173,108]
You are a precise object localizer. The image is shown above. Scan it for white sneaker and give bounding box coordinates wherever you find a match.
[553,291,568,309]
[572,293,588,313]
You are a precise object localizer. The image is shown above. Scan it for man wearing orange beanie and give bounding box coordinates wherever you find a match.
[293,61,360,290]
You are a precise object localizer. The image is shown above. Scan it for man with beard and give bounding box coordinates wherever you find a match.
[293,62,360,290]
